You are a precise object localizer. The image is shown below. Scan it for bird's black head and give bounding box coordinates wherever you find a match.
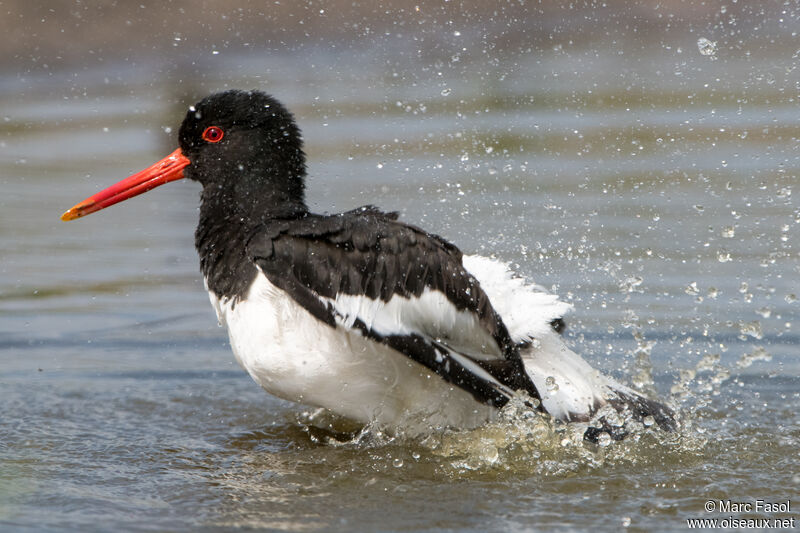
[61,90,308,224]
[179,90,308,219]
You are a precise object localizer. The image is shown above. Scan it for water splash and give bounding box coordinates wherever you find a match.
[736,346,771,369]
[421,396,703,477]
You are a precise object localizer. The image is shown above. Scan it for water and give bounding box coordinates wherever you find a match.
[2,34,799,532]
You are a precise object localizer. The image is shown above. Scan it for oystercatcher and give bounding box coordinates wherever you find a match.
[62,90,675,438]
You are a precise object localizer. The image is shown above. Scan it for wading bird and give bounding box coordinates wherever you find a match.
[62,90,675,440]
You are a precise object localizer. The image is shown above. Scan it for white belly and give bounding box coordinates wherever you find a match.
[208,273,495,435]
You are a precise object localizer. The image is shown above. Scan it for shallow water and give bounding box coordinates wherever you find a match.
[2,33,799,532]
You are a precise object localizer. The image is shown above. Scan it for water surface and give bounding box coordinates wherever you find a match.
[1,36,798,532]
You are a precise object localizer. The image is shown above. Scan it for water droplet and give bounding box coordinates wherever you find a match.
[392,458,404,468]
[597,433,612,447]
[440,88,452,96]
[685,282,700,295]
[481,444,499,464]
[717,250,732,263]
[545,376,559,392]
[621,276,643,293]
[738,321,763,340]
[721,226,735,238]
[739,282,749,293]
[697,37,718,58]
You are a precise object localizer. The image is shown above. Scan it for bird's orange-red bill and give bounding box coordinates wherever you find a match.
[61,148,191,221]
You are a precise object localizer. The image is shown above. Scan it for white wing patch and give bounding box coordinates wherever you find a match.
[328,287,503,361]
[319,254,573,364]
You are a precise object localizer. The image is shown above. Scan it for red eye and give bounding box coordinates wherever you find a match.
[202,126,224,143]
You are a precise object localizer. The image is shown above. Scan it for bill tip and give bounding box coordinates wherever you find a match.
[60,200,94,221]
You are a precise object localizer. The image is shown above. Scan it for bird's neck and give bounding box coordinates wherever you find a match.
[195,173,308,301]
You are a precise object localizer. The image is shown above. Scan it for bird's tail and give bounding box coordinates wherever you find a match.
[521,333,677,441]
[461,254,676,439]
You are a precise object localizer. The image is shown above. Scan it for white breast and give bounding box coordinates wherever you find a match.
[208,273,496,435]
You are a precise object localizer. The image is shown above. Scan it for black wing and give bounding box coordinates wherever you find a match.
[246,206,541,408]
